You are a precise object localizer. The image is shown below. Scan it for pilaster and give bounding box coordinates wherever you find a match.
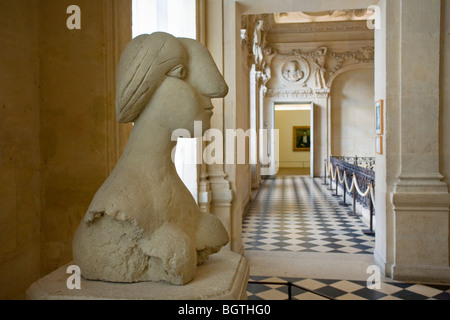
[390,0,450,283]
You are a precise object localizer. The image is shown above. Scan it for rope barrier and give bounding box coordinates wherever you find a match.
[326,159,375,235]
[327,162,373,202]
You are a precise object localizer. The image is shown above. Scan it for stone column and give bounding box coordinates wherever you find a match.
[313,94,329,178]
[205,0,235,251]
[391,0,450,283]
[198,139,211,214]
[249,65,261,190]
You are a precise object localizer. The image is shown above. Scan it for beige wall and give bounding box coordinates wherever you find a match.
[0,0,41,300]
[440,0,450,258]
[331,67,375,157]
[441,0,449,187]
[263,33,374,177]
[375,0,450,282]
[373,0,392,276]
[0,0,132,299]
[234,39,252,247]
[38,0,131,276]
[275,109,311,168]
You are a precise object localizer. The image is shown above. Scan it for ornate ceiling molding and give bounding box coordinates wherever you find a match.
[261,13,372,34]
[241,13,375,98]
[274,9,374,24]
[279,46,374,79]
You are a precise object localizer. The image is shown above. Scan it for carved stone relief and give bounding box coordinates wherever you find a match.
[281,58,309,85]
[261,46,278,86]
[271,46,374,97]
[311,47,328,90]
[241,16,278,90]
[241,14,374,98]
[252,19,265,70]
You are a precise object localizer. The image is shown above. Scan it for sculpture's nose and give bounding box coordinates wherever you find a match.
[186,57,228,99]
[202,71,229,99]
[179,38,229,99]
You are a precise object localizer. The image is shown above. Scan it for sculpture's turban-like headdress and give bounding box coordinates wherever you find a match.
[115,32,187,123]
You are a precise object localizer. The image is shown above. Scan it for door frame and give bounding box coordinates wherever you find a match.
[272,101,314,177]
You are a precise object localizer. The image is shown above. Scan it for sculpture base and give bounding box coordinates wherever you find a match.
[27,250,249,300]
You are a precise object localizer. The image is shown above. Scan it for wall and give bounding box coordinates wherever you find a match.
[373,0,392,276]
[375,0,450,283]
[0,0,41,300]
[231,5,252,252]
[0,0,132,299]
[331,67,375,157]
[40,0,107,275]
[440,0,449,265]
[38,0,133,275]
[441,0,449,188]
[263,38,374,177]
[275,109,311,168]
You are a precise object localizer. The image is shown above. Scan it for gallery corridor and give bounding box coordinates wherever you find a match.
[243,176,450,300]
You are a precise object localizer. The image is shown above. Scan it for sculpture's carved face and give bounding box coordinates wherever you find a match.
[116,33,228,136]
[151,38,228,135]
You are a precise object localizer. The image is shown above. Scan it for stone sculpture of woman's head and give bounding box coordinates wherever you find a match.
[115,32,228,135]
[72,33,230,286]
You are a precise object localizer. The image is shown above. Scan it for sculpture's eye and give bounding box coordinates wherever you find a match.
[166,65,186,79]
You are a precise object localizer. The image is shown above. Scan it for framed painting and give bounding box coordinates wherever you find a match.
[376,135,383,155]
[293,126,311,152]
[375,100,384,135]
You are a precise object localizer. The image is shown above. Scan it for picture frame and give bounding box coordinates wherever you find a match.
[375,99,384,135]
[293,126,311,152]
[376,135,383,155]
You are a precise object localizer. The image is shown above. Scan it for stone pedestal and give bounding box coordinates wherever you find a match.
[27,250,249,300]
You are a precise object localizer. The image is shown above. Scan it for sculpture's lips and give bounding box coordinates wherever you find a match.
[204,106,214,111]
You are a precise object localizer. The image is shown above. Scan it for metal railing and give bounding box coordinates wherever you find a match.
[324,157,375,235]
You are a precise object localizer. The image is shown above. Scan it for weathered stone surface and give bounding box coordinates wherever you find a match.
[27,250,249,300]
[73,33,230,285]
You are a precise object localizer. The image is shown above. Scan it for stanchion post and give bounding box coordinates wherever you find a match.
[351,184,357,216]
[339,170,348,207]
[328,164,334,191]
[336,174,338,195]
[333,168,339,197]
[288,282,292,300]
[322,159,327,185]
[363,183,375,236]
[343,176,347,203]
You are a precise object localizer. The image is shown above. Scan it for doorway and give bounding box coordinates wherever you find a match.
[237,3,381,288]
[274,103,313,177]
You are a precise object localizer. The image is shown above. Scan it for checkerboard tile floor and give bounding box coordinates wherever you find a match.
[247,276,450,300]
[243,177,375,255]
[244,176,450,300]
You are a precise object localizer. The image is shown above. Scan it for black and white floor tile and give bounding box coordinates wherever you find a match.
[243,177,375,255]
[243,176,450,300]
[247,276,450,301]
